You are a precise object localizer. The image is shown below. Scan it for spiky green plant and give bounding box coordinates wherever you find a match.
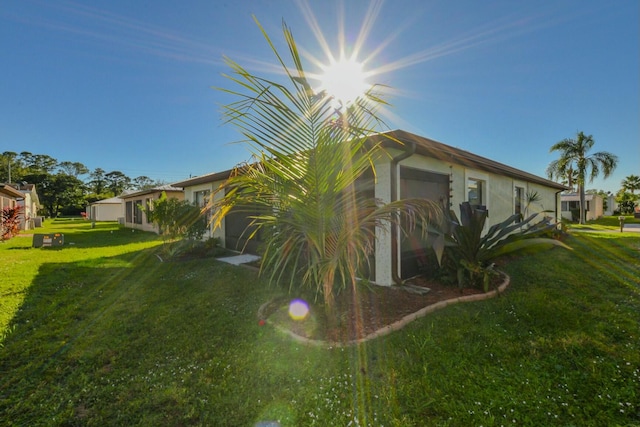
[437,202,572,291]
[211,18,441,310]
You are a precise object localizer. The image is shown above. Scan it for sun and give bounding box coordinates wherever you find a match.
[318,56,369,106]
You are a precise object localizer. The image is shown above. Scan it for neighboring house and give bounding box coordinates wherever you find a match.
[173,129,568,286]
[87,196,124,222]
[1,183,24,237]
[604,193,618,216]
[561,193,604,222]
[11,183,41,230]
[0,183,23,211]
[120,186,184,233]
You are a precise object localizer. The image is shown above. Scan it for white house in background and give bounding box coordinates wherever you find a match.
[173,129,568,286]
[18,184,40,230]
[87,196,124,222]
[561,193,604,222]
[120,185,184,233]
[6,183,41,230]
[604,193,618,216]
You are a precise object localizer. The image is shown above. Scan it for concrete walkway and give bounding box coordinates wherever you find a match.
[623,224,640,232]
[217,254,261,265]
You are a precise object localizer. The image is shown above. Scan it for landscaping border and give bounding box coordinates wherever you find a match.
[258,272,511,347]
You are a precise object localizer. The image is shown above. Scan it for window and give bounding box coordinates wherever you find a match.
[125,201,133,223]
[467,178,485,209]
[133,199,143,224]
[194,190,211,222]
[562,201,582,211]
[514,186,524,220]
[194,190,210,207]
[145,198,152,223]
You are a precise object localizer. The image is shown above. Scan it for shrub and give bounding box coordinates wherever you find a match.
[434,202,571,291]
[1,205,22,241]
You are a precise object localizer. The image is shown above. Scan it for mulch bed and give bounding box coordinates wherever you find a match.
[264,275,496,343]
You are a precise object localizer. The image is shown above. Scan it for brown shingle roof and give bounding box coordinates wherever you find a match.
[171,129,567,191]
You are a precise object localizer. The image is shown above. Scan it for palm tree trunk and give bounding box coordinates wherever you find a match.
[579,184,586,224]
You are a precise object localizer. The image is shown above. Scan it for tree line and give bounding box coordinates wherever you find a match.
[0,151,164,217]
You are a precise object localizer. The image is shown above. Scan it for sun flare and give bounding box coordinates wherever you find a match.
[318,56,369,105]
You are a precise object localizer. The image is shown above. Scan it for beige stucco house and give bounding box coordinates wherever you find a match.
[173,129,567,286]
[0,183,22,212]
[561,193,604,222]
[1,183,24,237]
[120,186,184,233]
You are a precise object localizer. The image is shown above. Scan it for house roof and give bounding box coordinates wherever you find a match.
[0,183,24,199]
[120,185,183,199]
[373,130,568,190]
[561,192,601,201]
[172,129,568,191]
[172,170,233,188]
[90,196,123,205]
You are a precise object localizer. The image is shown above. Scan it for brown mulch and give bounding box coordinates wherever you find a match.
[265,276,495,343]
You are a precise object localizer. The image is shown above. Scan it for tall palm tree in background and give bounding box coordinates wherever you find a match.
[211,19,441,312]
[621,175,640,197]
[547,131,618,224]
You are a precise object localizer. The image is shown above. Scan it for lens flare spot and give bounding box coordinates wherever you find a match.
[288,299,309,321]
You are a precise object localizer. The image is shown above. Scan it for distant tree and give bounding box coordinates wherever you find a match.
[104,171,131,195]
[58,161,89,178]
[616,189,637,215]
[559,169,579,192]
[20,152,58,174]
[0,151,21,183]
[547,131,618,224]
[88,168,109,195]
[621,175,640,198]
[37,174,86,217]
[132,175,155,190]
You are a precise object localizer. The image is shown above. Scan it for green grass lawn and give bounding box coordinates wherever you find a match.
[568,214,640,232]
[1,219,639,426]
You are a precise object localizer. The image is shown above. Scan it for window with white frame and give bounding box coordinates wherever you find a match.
[467,178,486,209]
[194,190,211,222]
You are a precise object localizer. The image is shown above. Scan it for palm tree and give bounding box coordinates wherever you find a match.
[547,131,618,224]
[211,19,441,312]
[621,175,640,197]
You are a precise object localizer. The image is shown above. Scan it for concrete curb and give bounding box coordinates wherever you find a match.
[258,272,511,347]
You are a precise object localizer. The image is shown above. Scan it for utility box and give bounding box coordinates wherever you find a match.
[32,233,64,248]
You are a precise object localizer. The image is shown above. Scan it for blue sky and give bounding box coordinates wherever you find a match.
[1,0,638,193]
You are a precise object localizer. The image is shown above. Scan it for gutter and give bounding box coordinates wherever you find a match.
[555,189,564,227]
[389,139,416,285]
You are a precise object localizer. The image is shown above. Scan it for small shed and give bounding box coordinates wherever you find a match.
[87,197,124,222]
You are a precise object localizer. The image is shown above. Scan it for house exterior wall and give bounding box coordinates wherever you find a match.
[560,194,603,221]
[181,181,226,244]
[17,193,33,230]
[373,152,562,286]
[89,202,124,222]
[121,190,184,233]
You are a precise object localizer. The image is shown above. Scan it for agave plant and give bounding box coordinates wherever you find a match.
[211,19,441,311]
[435,202,571,291]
